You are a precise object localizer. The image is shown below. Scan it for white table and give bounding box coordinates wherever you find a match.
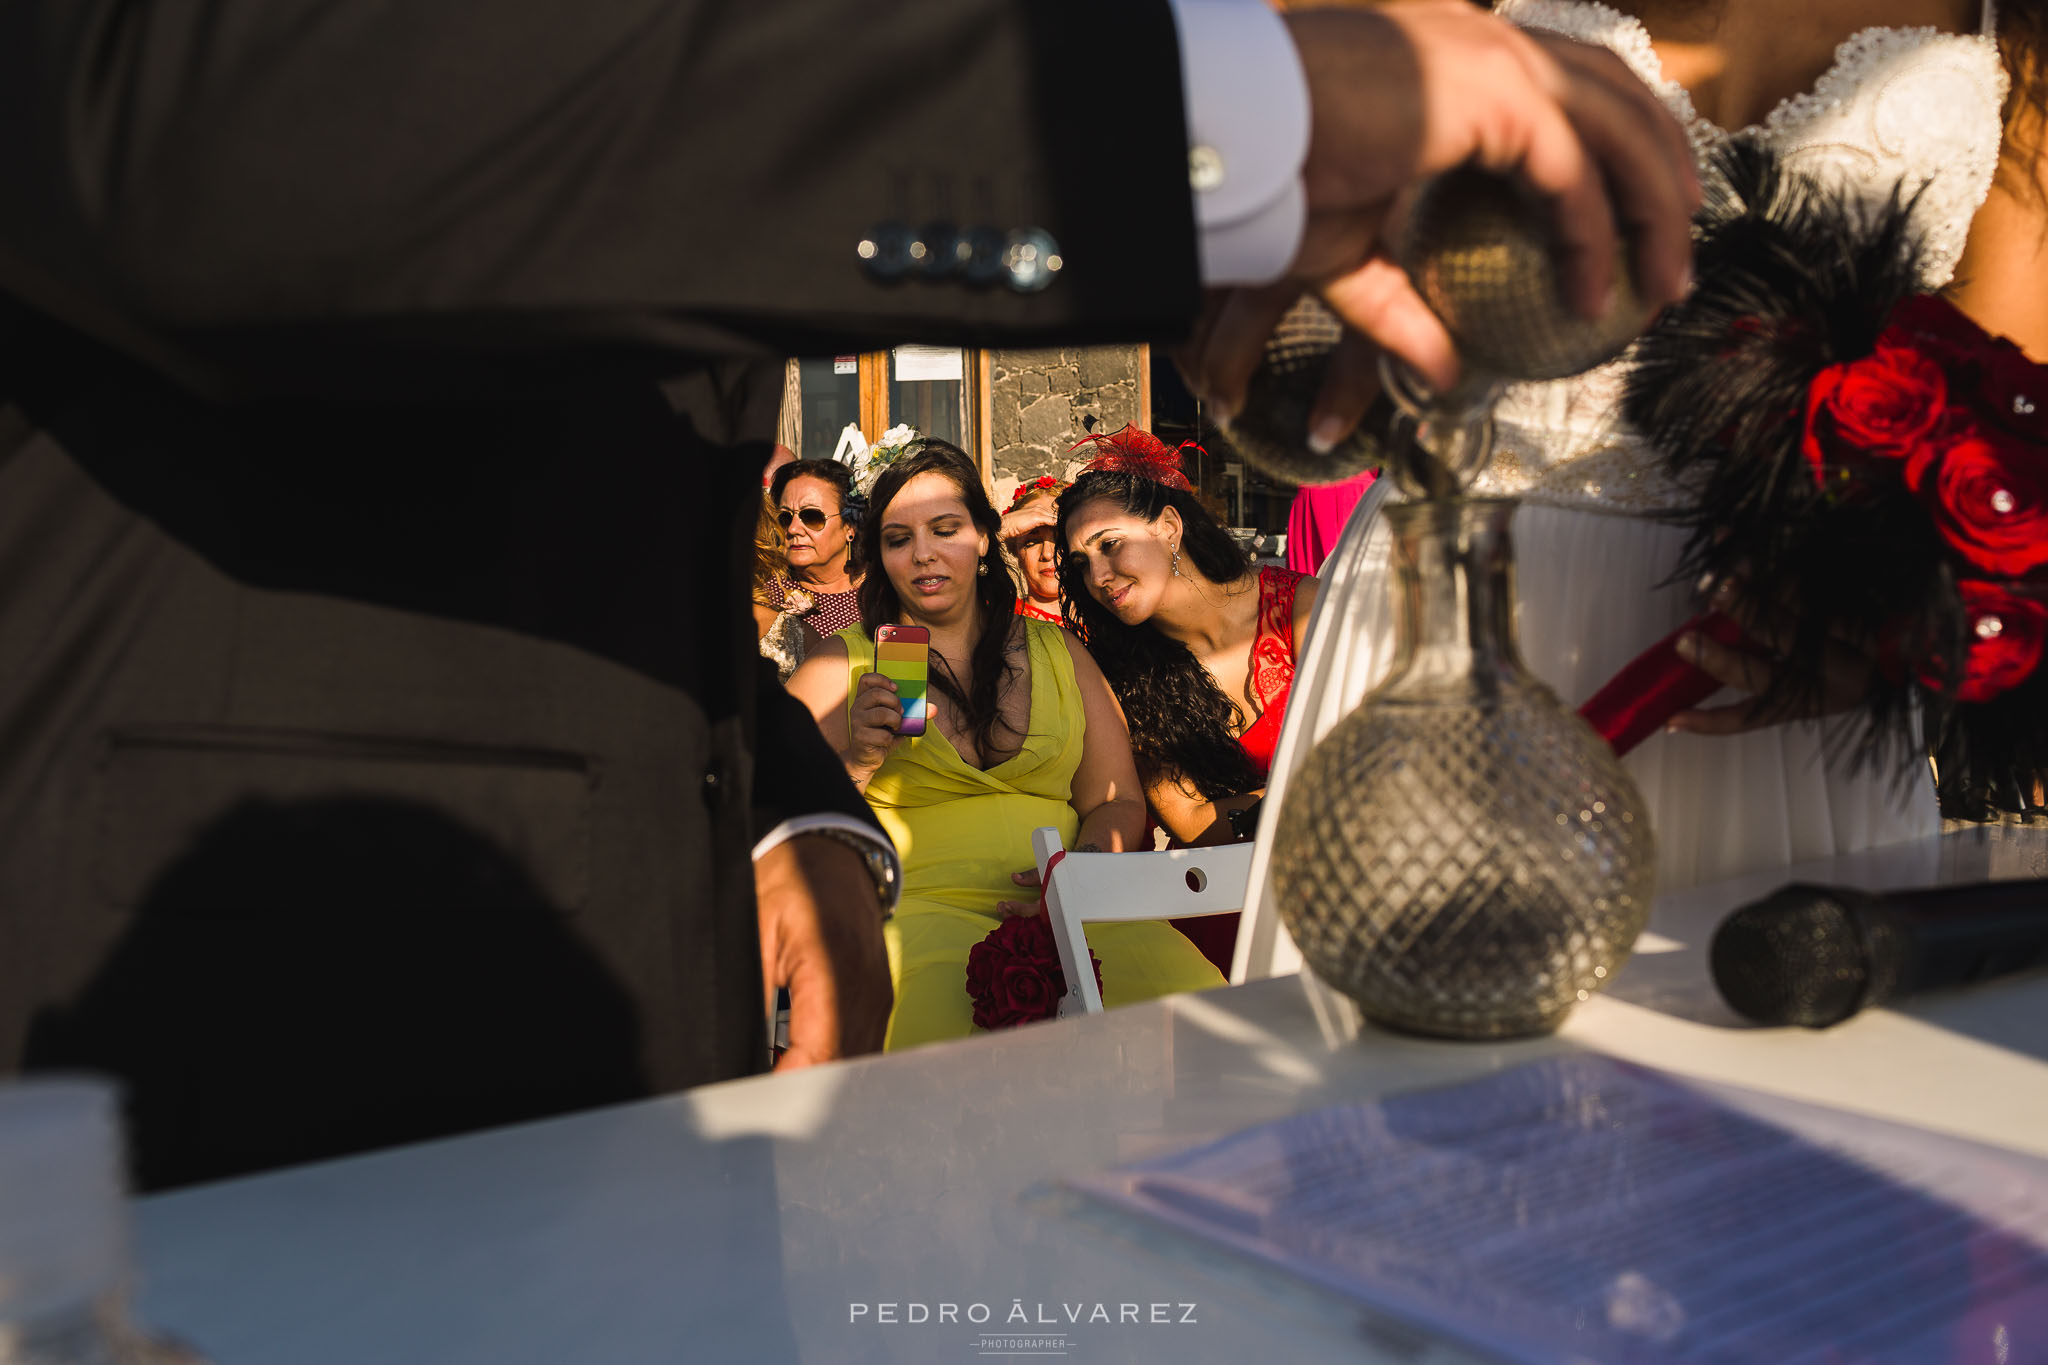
[132,826,2048,1365]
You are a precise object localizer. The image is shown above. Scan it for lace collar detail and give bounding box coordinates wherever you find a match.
[1496,1,2003,154]
[1494,0,1699,144]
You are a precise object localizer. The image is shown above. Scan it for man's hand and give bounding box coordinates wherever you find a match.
[756,834,891,1071]
[1180,1,1699,450]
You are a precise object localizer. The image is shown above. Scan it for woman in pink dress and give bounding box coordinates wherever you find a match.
[1057,426,1319,973]
[1284,468,1377,576]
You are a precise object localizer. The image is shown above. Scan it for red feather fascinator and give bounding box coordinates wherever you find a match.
[1070,424,1200,492]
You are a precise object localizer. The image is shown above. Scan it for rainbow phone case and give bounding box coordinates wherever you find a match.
[875,630,930,736]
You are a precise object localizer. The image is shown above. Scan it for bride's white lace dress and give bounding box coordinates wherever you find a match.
[1236,0,2009,979]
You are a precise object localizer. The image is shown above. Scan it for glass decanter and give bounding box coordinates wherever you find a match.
[1269,497,1657,1038]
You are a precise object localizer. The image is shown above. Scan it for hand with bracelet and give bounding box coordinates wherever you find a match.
[752,824,895,1070]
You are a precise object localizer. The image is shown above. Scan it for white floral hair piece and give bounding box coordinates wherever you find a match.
[846,423,922,498]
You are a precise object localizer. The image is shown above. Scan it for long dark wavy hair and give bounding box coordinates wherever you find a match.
[769,457,864,575]
[855,441,1022,761]
[1055,470,1261,801]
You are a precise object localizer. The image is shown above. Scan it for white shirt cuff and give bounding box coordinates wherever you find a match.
[1168,0,1311,285]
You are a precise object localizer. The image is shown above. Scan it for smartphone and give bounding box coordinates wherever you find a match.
[873,624,931,737]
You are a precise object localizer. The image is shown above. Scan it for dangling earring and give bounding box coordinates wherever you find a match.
[977,560,989,577]
[1170,542,1183,578]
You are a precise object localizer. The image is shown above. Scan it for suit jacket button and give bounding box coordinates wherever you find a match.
[1002,229,1062,293]
[917,221,964,278]
[962,227,1007,286]
[858,222,914,280]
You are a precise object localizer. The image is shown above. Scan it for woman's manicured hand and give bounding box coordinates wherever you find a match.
[997,865,1043,918]
[848,671,914,776]
[1668,577,1876,735]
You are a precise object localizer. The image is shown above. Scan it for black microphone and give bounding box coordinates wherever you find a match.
[1710,879,2048,1027]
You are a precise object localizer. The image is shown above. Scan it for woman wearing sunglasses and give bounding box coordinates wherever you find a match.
[766,458,866,637]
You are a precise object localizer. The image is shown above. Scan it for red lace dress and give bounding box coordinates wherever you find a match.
[1173,565,1305,974]
[1235,566,1304,779]
[1014,597,1064,625]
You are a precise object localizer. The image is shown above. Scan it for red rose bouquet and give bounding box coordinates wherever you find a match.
[1579,145,2048,811]
[965,912,1102,1031]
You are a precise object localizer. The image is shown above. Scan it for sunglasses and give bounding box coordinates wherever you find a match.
[776,507,838,532]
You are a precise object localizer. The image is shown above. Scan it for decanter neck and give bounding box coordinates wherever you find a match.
[1382,498,1524,694]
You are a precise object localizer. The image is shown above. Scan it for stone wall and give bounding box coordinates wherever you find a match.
[986,345,1145,505]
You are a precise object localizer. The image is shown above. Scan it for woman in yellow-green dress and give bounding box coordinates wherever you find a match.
[787,440,1222,1050]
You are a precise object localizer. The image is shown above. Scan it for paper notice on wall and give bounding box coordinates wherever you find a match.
[833,355,858,375]
[893,345,963,383]
[1071,1055,2048,1365]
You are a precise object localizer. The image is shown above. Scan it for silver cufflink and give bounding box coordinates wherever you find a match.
[856,222,915,281]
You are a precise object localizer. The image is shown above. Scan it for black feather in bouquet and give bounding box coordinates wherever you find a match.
[1586,142,2048,812]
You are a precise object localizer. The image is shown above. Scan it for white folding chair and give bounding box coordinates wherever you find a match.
[1030,827,1253,1016]
[1232,476,1393,985]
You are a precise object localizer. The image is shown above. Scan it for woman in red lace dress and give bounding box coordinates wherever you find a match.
[1057,427,1319,973]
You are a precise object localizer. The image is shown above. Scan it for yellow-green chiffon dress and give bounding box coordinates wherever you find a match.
[840,620,1225,1050]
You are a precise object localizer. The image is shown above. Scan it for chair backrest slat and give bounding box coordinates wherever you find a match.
[1030,827,1253,1016]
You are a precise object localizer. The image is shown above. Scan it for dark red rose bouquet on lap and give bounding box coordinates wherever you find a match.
[1580,145,2048,812]
[965,912,1102,1030]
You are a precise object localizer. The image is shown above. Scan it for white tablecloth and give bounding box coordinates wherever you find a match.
[133,825,2048,1365]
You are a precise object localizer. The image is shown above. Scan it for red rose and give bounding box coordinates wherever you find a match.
[964,912,1104,1031]
[998,964,1052,1017]
[1913,429,2048,576]
[964,944,998,1009]
[1885,294,2042,436]
[1802,345,1950,485]
[1922,582,2048,702]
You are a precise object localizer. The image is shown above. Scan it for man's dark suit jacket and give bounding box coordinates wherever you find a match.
[0,0,1200,1187]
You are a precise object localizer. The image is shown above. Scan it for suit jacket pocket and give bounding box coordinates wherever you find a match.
[95,725,595,915]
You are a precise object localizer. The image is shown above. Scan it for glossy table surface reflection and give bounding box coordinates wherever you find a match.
[134,826,2048,1365]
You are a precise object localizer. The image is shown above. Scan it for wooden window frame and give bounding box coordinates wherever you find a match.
[848,347,984,480]
[808,343,1154,489]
